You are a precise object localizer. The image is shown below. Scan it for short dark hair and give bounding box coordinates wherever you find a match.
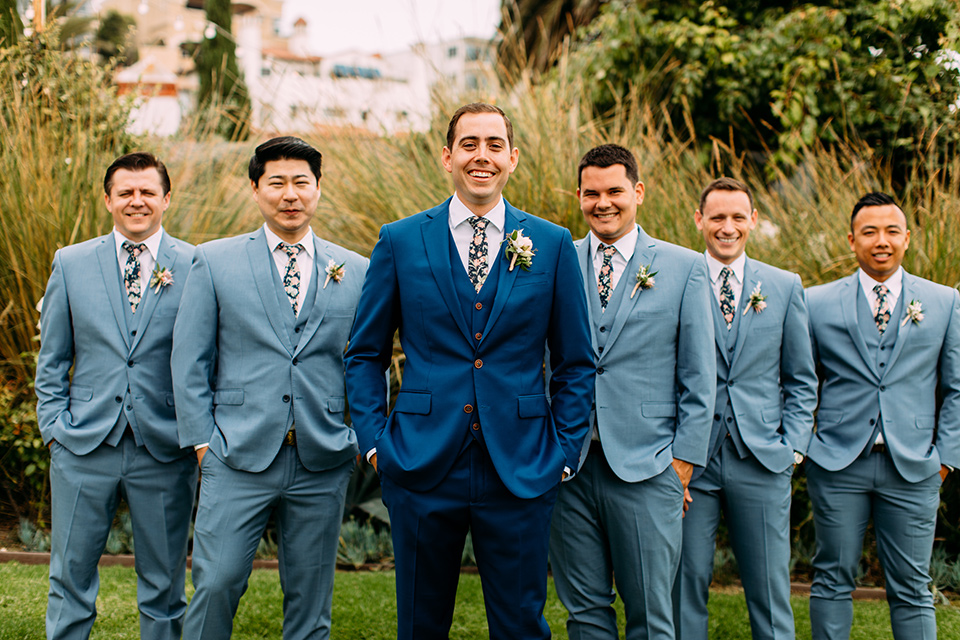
[446,103,514,150]
[851,192,901,231]
[577,144,639,188]
[104,152,171,195]
[248,136,322,183]
[699,177,754,212]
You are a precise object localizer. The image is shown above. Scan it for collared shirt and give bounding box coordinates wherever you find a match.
[264,224,315,315]
[114,227,163,292]
[705,251,747,309]
[448,192,505,275]
[588,225,638,293]
[858,267,903,446]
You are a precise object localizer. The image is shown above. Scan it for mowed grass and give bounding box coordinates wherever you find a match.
[1,563,959,639]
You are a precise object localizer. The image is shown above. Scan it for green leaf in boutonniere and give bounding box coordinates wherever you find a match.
[901,299,924,326]
[630,264,657,299]
[504,229,535,271]
[149,265,174,293]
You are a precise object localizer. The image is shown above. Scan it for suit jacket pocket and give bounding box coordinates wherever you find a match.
[327,397,345,413]
[816,408,843,425]
[641,402,676,418]
[69,385,93,402]
[213,389,244,405]
[915,415,935,430]
[761,406,782,424]
[394,390,431,415]
[518,394,548,417]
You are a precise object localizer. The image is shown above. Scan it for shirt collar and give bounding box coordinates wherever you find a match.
[448,192,505,235]
[114,227,163,261]
[705,251,746,284]
[858,267,902,298]
[588,225,639,262]
[264,224,315,258]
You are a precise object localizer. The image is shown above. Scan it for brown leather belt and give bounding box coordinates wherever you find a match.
[283,429,297,447]
[871,443,886,454]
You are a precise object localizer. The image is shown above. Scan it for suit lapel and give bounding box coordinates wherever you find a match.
[481,204,523,338]
[96,237,130,350]
[577,239,600,358]
[246,230,295,355]
[601,226,654,357]
[422,202,473,345]
[129,233,180,354]
[883,272,914,376]
[728,257,756,372]
[294,238,333,357]
[840,273,878,378]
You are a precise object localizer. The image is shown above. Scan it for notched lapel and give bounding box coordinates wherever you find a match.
[600,228,654,358]
[96,238,130,350]
[294,239,333,356]
[728,260,757,372]
[481,207,526,339]
[883,274,915,376]
[129,238,180,353]
[840,275,878,378]
[246,233,295,355]
[577,239,600,358]
[422,207,473,345]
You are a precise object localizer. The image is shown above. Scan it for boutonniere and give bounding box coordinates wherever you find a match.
[744,282,767,315]
[323,259,346,289]
[149,265,174,293]
[504,229,535,271]
[901,299,924,326]
[630,264,658,299]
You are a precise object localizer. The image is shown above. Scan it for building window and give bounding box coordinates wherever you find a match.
[466,46,482,62]
[273,19,281,35]
[465,73,479,90]
[261,67,271,76]
[447,46,458,58]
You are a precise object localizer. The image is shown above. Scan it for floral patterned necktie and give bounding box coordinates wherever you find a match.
[468,216,490,292]
[874,283,891,333]
[122,241,146,313]
[719,267,736,329]
[279,243,303,315]
[597,244,618,311]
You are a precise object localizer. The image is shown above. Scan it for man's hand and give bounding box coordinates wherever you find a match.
[671,458,694,489]
[941,465,950,483]
[196,445,208,467]
[562,470,569,481]
[370,453,378,473]
[683,488,693,517]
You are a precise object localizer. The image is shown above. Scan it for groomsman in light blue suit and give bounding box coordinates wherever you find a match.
[806,192,959,640]
[172,137,367,640]
[36,152,197,640]
[548,144,715,639]
[674,178,818,640]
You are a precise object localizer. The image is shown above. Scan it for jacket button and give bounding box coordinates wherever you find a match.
[597,367,605,375]
[131,330,137,336]
[293,357,299,365]
[599,326,606,333]
[282,395,291,403]
[869,418,875,425]
[464,404,473,413]
[475,332,482,340]
[115,396,122,403]
[475,302,483,310]
[127,360,134,367]
[729,380,735,386]
[880,385,886,391]
[475,359,482,368]
[472,423,480,430]
[726,416,733,423]
[879,362,885,367]
[714,414,721,421]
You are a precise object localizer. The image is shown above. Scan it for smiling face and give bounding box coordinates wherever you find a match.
[577,164,643,243]
[252,158,320,243]
[105,168,170,242]
[848,203,910,282]
[441,111,519,216]
[695,188,757,264]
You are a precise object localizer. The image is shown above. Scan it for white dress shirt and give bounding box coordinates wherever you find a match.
[588,225,638,295]
[448,192,505,279]
[858,267,903,447]
[264,224,315,316]
[113,227,163,294]
[705,251,746,310]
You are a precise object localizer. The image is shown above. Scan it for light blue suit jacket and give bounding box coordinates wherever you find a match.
[807,271,960,482]
[36,231,194,462]
[577,226,716,481]
[345,198,595,500]
[705,256,818,473]
[171,228,367,473]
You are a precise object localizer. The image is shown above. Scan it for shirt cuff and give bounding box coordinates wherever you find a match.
[365,448,377,463]
[194,443,209,451]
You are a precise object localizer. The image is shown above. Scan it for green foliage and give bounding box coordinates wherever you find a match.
[95,10,137,66]
[337,518,393,569]
[196,0,249,139]
[17,517,49,552]
[0,0,20,46]
[561,0,960,177]
[104,511,134,555]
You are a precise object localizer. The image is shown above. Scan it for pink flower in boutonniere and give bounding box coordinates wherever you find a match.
[744,282,767,315]
[630,264,657,299]
[149,265,174,293]
[901,299,924,326]
[504,229,535,271]
[324,259,346,289]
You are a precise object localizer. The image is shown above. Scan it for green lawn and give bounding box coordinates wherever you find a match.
[1,563,958,639]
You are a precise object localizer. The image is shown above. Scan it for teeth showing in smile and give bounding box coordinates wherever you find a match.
[595,212,617,218]
[469,170,494,178]
[716,237,738,243]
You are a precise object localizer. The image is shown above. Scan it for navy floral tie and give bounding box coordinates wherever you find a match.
[122,241,146,313]
[468,217,490,292]
[597,244,617,311]
[279,243,303,315]
[719,267,736,329]
[874,283,891,333]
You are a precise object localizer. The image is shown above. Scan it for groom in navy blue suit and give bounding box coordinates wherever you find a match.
[345,103,595,639]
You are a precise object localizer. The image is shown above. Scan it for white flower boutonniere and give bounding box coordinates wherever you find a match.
[630,264,658,299]
[149,266,174,293]
[323,259,346,289]
[744,282,767,315]
[504,229,535,271]
[901,299,924,326]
